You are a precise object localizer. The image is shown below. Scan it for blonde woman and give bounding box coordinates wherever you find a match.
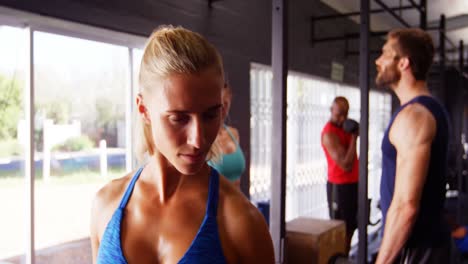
[208,84,246,189]
[90,26,274,264]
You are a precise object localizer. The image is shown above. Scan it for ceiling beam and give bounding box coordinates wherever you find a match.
[311,5,414,21]
[373,0,411,28]
[207,0,222,8]
[428,14,468,31]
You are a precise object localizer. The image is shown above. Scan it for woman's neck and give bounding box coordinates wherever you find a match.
[143,154,183,203]
[141,153,210,203]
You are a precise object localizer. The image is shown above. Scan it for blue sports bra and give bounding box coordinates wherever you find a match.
[96,167,227,264]
[208,125,246,181]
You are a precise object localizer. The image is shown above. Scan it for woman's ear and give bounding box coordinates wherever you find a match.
[136,94,151,125]
[221,105,227,120]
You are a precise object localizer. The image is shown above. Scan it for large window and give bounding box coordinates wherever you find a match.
[250,63,392,221]
[0,25,26,263]
[0,8,145,263]
[33,31,129,262]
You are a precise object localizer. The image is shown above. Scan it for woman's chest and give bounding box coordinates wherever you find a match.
[118,200,236,263]
[120,201,206,263]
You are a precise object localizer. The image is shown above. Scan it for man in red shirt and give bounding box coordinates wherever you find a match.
[321,96,359,253]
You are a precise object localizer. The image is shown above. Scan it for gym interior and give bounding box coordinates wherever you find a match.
[0,0,467,263]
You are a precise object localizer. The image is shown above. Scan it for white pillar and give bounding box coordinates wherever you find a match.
[42,119,53,182]
[100,139,108,177]
[125,48,134,172]
[24,26,36,264]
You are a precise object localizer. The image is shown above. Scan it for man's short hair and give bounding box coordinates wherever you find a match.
[388,28,435,81]
[333,96,349,112]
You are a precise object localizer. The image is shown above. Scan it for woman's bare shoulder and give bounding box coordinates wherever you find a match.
[218,177,266,229]
[91,170,137,230]
[218,177,274,262]
[94,172,134,209]
[225,126,240,141]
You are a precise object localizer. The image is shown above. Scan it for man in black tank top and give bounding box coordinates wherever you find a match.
[374,28,452,264]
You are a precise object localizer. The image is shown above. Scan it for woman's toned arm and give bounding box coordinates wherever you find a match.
[221,181,275,263]
[90,177,129,263]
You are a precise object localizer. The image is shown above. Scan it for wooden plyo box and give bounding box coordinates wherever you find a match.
[285,217,346,264]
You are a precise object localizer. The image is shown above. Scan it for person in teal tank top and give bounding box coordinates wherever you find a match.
[208,84,246,188]
[90,25,274,264]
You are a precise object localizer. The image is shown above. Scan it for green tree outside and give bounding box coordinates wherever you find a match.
[0,74,23,140]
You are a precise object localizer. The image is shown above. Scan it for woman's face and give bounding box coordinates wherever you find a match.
[221,88,232,120]
[139,68,223,175]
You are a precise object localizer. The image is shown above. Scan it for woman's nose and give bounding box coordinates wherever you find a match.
[187,118,205,149]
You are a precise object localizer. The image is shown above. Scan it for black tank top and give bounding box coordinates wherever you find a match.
[380,95,451,247]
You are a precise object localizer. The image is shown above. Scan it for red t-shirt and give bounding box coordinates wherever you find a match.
[321,121,359,184]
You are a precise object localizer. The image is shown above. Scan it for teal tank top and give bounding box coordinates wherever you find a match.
[208,125,246,181]
[96,167,227,263]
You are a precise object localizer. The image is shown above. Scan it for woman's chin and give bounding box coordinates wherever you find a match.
[174,162,206,176]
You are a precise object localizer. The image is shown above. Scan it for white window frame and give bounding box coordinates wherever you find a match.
[0,6,147,264]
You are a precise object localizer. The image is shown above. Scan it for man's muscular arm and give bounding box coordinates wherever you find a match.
[376,104,436,264]
[322,132,357,172]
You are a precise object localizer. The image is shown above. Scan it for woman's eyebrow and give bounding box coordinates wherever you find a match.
[205,104,223,112]
[165,104,223,114]
[165,110,188,114]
